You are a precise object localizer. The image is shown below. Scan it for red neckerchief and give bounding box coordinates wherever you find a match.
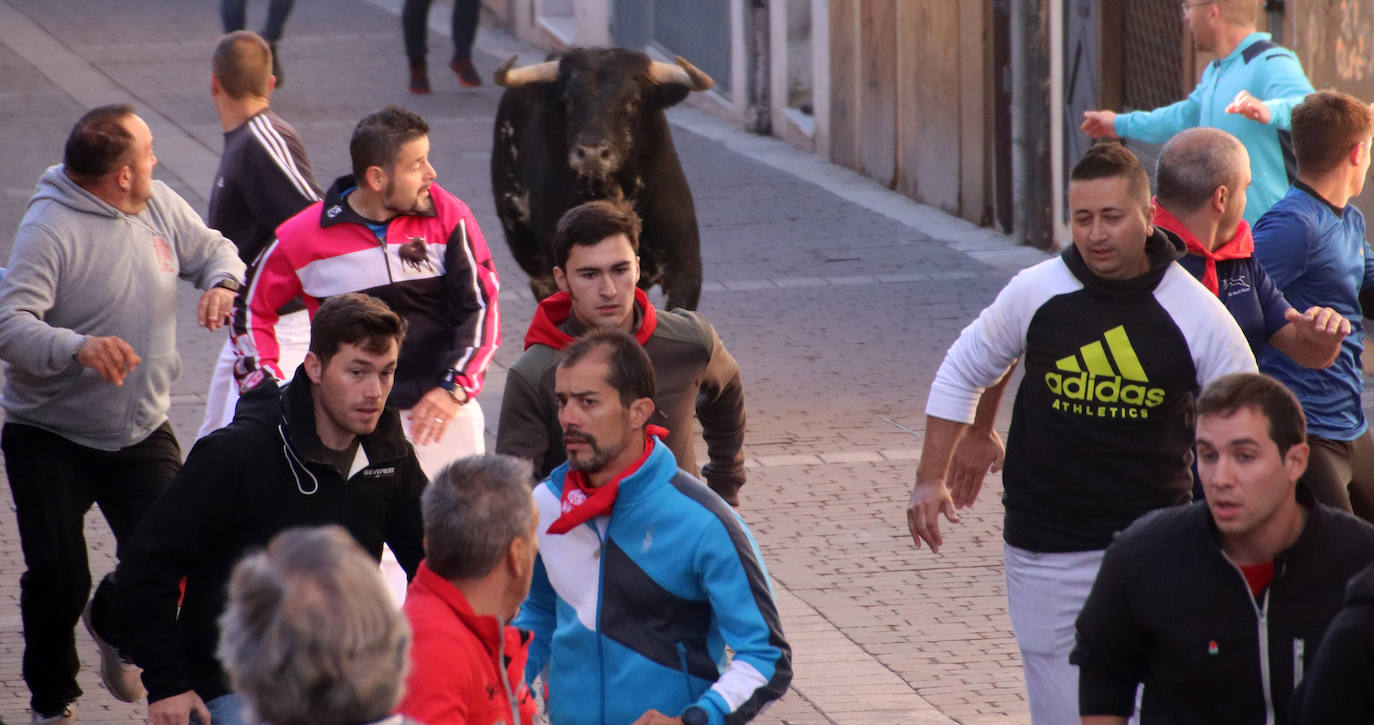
[1152,198,1254,296]
[523,288,659,350]
[546,425,669,535]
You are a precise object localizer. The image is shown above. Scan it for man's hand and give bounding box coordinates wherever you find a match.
[407,387,462,446]
[948,429,1004,508]
[1226,90,1272,124]
[630,711,684,725]
[148,690,210,725]
[906,480,959,553]
[1287,305,1350,340]
[196,287,237,331]
[1081,110,1118,138]
[76,336,141,386]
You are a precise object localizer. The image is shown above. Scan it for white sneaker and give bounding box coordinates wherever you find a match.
[82,600,145,703]
[31,701,76,724]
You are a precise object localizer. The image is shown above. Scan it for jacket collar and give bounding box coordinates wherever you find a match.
[317,174,439,230]
[522,288,658,350]
[411,561,509,656]
[279,365,410,469]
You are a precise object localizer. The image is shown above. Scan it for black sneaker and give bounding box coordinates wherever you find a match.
[31,702,77,724]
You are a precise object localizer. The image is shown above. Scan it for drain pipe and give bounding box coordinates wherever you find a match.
[1010,0,1055,249]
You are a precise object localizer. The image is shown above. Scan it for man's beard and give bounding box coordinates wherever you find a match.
[383,179,434,216]
[564,428,624,473]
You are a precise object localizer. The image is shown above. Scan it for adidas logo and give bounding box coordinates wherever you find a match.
[1044,325,1166,418]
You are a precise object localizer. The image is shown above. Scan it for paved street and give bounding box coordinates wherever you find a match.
[0,1,1054,722]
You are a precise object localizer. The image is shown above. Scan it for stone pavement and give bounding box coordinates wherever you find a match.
[0,0,1052,722]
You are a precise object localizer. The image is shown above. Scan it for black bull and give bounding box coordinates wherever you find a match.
[490,48,713,310]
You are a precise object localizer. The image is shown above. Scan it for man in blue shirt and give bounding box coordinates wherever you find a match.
[1081,0,1314,225]
[1152,127,1347,363]
[1253,90,1374,520]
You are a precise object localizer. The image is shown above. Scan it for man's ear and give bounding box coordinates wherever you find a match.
[507,535,530,577]
[1285,440,1311,483]
[210,73,223,98]
[1212,184,1228,214]
[362,165,387,193]
[1351,141,1366,168]
[628,396,655,429]
[116,164,133,193]
[553,266,569,293]
[303,351,324,384]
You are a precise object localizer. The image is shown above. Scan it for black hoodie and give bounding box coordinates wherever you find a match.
[93,370,426,704]
[1290,561,1374,723]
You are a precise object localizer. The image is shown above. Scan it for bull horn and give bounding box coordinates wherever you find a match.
[494,55,559,88]
[649,56,714,92]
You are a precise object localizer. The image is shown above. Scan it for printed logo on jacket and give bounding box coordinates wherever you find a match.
[1044,325,1166,419]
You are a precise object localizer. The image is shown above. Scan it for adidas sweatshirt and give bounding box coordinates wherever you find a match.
[926,230,1256,552]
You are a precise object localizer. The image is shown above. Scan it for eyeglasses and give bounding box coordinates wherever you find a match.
[1181,1,1215,13]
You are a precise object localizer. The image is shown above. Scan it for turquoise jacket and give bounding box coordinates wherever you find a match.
[516,439,791,725]
[1114,32,1314,225]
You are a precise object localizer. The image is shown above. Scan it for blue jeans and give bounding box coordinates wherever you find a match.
[191,693,249,725]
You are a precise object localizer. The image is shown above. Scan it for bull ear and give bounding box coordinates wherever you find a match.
[494,55,559,88]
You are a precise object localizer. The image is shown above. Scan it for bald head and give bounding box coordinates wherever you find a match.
[1215,0,1258,26]
[1156,127,1249,214]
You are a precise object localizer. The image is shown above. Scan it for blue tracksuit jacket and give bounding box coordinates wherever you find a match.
[1114,32,1314,226]
[515,439,791,725]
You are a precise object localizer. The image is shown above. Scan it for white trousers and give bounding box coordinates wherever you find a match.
[1003,543,1107,725]
[378,399,486,606]
[196,309,312,441]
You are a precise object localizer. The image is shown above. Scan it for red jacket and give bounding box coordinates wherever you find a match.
[398,562,536,725]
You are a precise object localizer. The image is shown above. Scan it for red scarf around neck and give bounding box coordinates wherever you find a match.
[547,425,670,535]
[1152,199,1254,296]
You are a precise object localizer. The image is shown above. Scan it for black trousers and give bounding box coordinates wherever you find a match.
[402,0,480,63]
[221,0,295,41]
[3,422,180,714]
[1302,430,1374,522]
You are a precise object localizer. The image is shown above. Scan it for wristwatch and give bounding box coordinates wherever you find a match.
[680,705,709,725]
[438,376,469,405]
[213,278,242,293]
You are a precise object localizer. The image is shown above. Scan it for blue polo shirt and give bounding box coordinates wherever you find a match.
[1177,254,1289,356]
[1253,183,1374,440]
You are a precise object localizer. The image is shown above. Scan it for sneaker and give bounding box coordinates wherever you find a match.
[31,702,76,724]
[450,57,482,87]
[409,62,431,94]
[269,41,284,88]
[82,600,145,703]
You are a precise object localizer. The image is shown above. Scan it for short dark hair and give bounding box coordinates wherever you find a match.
[350,106,429,180]
[63,104,136,183]
[308,293,406,365]
[553,199,643,269]
[422,455,535,580]
[1196,372,1307,456]
[559,328,655,407]
[213,31,273,99]
[1069,141,1151,210]
[1292,90,1374,175]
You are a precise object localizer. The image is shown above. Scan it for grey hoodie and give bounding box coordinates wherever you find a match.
[0,165,245,450]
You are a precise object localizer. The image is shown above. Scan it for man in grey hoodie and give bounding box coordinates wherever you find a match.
[0,103,245,724]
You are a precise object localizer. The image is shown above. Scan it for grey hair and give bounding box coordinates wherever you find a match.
[217,526,411,725]
[422,454,536,580]
[1156,127,1248,212]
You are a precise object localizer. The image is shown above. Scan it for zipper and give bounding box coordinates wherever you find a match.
[1224,557,1276,725]
[675,641,694,702]
[1292,638,1305,689]
[593,522,607,725]
[376,233,395,284]
[497,616,520,723]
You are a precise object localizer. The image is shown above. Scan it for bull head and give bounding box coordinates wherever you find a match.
[494,50,714,180]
